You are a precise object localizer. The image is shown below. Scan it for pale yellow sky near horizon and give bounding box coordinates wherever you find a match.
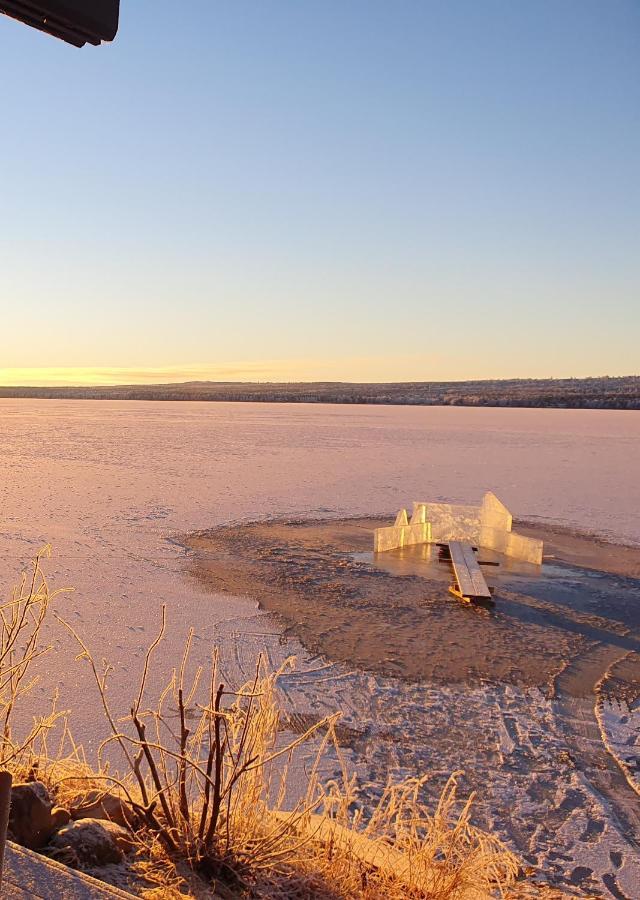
[1,361,451,386]
[0,361,630,387]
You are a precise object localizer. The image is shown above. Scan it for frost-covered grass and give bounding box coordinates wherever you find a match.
[3,556,521,899]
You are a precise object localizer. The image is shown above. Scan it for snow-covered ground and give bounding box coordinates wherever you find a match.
[210,610,640,898]
[599,697,640,793]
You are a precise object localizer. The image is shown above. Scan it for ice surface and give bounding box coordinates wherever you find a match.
[0,399,639,895]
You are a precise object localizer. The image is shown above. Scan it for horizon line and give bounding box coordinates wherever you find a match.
[2,362,639,388]
[0,374,637,390]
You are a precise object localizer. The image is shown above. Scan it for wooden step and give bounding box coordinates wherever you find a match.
[446,541,493,602]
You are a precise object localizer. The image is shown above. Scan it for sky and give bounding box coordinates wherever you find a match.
[0,0,638,385]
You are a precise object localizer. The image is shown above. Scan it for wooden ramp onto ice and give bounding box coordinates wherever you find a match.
[439,541,493,604]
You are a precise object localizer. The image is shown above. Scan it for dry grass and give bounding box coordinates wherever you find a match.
[53,605,520,899]
[0,547,66,770]
[2,556,523,898]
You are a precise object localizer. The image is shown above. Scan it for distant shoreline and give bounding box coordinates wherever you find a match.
[0,375,638,409]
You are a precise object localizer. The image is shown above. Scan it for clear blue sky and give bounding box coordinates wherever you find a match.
[1,0,638,384]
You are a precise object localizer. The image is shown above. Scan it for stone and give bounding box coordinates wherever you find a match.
[7,781,67,849]
[51,805,72,828]
[68,789,133,827]
[48,817,134,867]
[25,781,49,804]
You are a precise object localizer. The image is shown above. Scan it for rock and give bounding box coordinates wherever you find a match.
[68,789,133,827]
[25,781,49,804]
[8,781,68,849]
[48,844,81,868]
[48,817,134,867]
[51,805,71,828]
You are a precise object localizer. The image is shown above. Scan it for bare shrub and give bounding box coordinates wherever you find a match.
[55,605,520,898]
[0,547,63,769]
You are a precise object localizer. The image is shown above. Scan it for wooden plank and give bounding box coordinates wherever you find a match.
[3,841,138,899]
[460,543,491,596]
[448,541,477,598]
[447,541,492,600]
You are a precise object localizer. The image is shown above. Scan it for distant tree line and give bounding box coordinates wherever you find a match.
[0,376,638,410]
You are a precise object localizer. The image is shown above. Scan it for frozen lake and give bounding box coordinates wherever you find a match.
[1,399,639,896]
[0,399,638,713]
